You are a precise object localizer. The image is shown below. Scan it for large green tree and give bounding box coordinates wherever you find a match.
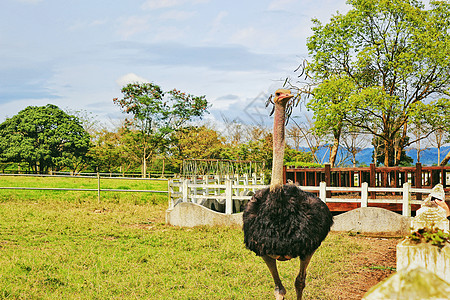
[305,0,450,166]
[113,83,209,177]
[306,75,356,166]
[0,104,91,173]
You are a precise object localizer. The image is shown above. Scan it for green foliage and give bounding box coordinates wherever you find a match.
[284,147,316,168]
[169,126,225,172]
[87,129,125,172]
[306,0,450,166]
[307,75,356,136]
[113,83,208,137]
[372,135,413,166]
[113,83,209,176]
[407,227,450,249]
[0,104,91,173]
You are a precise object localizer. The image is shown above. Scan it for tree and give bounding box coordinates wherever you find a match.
[0,104,91,173]
[113,83,209,177]
[340,128,370,167]
[306,0,450,166]
[306,75,356,166]
[88,127,127,173]
[169,125,225,172]
[289,116,328,165]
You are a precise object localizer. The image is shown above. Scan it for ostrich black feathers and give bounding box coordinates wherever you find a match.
[243,184,333,260]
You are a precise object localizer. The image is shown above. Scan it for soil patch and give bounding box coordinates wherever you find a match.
[332,235,399,299]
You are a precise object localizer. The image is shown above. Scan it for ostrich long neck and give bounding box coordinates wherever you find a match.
[270,101,286,191]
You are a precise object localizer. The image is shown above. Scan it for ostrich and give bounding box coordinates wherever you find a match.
[243,89,333,300]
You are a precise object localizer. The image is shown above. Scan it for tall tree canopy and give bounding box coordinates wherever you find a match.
[113,82,209,176]
[305,0,450,166]
[0,104,91,173]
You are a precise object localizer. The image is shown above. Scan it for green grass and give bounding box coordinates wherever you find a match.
[0,175,167,205]
[1,175,372,299]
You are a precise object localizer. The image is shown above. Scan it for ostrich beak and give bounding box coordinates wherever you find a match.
[274,89,293,104]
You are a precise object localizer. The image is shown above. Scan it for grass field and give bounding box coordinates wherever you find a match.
[1,175,375,299]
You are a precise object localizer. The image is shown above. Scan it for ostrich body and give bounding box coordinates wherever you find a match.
[243,89,333,300]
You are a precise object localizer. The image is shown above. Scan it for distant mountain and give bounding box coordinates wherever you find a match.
[299,145,450,166]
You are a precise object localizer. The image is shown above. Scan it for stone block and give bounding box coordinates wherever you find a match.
[363,267,450,300]
[397,239,450,282]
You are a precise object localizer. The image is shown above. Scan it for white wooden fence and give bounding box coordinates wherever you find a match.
[168,178,434,216]
[168,174,265,214]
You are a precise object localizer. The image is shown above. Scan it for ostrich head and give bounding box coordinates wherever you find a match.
[273,89,293,106]
[270,89,293,191]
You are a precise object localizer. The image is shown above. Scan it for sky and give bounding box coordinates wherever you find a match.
[0,0,351,130]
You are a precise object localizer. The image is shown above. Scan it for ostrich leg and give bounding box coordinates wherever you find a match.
[294,253,314,300]
[262,255,286,300]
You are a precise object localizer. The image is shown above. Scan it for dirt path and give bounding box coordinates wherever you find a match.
[332,236,399,299]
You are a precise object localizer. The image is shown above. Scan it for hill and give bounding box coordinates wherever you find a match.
[301,146,450,167]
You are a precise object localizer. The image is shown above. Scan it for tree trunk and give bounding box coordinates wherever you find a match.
[329,126,341,167]
[142,148,147,178]
[329,141,339,167]
[440,149,450,166]
[384,139,390,167]
[438,146,441,165]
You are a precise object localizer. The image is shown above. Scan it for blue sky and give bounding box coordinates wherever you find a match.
[0,0,350,128]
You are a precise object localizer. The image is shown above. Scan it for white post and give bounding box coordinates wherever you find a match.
[319,181,327,202]
[192,176,198,203]
[97,172,101,203]
[182,179,190,202]
[168,179,174,209]
[361,182,368,207]
[244,174,249,195]
[225,179,233,214]
[402,182,411,217]
[235,173,240,196]
[215,175,220,196]
[203,175,209,196]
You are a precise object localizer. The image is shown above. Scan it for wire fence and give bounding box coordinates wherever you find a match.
[0,169,177,178]
[0,173,168,203]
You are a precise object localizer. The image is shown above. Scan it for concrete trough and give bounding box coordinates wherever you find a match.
[166,203,411,235]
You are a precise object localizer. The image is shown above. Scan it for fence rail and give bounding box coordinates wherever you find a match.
[169,178,435,217]
[0,173,167,202]
[0,170,176,178]
[0,173,438,217]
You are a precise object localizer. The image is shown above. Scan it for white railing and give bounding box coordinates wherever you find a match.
[168,179,434,216]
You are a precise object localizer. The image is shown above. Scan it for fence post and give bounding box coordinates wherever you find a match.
[361,182,368,207]
[193,176,198,202]
[369,163,376,199]
[203,175,209,196]
[182,179,190,202]
[402,182,411,217]
[415,162,422,200]
[225,179,233,214]
[168,179,174,209]
[319,181,327,203]
[97,172,100,203]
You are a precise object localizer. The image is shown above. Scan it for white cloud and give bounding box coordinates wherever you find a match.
[267,0,297,11]
[152,26,187,42]
[207,11,228,35]
[117,16,150,39]
[141,0,208,10]
[68,19,107,31]
[230,27,278,51]
[158,10,196,21]
[14,0,42,4]
[116,73,149,87]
